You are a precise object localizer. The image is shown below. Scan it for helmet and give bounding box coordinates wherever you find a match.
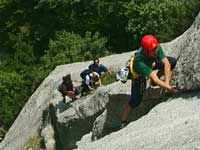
[91,71,100,82]
[140,34,158,52]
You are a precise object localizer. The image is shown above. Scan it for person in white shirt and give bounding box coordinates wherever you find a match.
[80,71,102,96]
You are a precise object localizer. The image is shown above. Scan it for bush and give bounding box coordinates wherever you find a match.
[0,128,6,142]
[41,31,109,70]
[0,71,26,129]
[25,136,43,150]
[101,71,116,85]
[125,0,200,46]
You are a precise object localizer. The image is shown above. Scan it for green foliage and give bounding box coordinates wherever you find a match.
[0,71,26,128]
[0,65,48,129]
[125,0,200,46]
[25,135,43,150]
[0,127,6,142]
[69,0,132,51]
[101,71,116,85]
[10,34,36,66]
[1,0,199,54]
[41,31,109,70]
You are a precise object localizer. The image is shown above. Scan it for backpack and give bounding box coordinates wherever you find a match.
[116,55,141,83]
[80,69,93,79]
[116,67,129,83]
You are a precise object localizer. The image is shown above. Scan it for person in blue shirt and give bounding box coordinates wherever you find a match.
[88,58,112,75]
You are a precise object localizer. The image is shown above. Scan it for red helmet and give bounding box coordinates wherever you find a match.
[140,34,158,52]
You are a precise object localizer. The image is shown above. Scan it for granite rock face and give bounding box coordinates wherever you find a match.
[76,91,200,150]
[163,12,200,90]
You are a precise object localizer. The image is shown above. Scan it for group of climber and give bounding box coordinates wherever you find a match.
[59,58,112,101]
[59,33,177,128]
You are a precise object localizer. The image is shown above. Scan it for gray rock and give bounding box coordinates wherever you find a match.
[162,13,200,90]
[41,124,55,150]
[75,12,200,149]
[91,109,108,141]
[76,91,200,150]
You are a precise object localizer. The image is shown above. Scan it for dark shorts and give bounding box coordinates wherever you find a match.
[128,56,177,108]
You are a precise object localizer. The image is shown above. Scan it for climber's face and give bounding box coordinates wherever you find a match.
[94,59,99,67]
[147,48,158,58]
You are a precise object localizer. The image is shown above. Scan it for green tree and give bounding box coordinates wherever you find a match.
[41,31,109,70]
[125,0,200,48]
[0,71,26,129]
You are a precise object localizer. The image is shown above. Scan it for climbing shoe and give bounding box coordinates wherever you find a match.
[62,97,66,103]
